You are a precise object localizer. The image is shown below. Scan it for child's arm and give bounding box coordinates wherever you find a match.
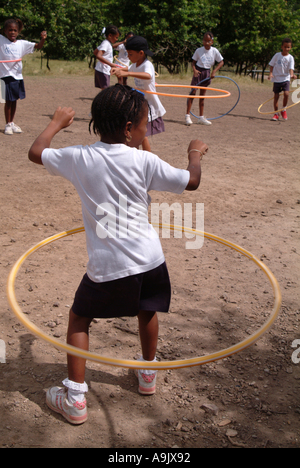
[93,48,117,69]
[192,60,200,78]
[290,69,297,80]
[185,140,208,191]
[268,66,274,80]
[211,60,224,79]
[112,68,151,80]
[112,39,125,49]
[34,31,47,50]
[28,107,75,165]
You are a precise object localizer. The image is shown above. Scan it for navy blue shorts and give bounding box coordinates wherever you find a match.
[273,81,290,94]
[190,66,211,92]
[1,76,26,101]
[146,116,165,136]
[72,262,171,318]
[95,70,110,89]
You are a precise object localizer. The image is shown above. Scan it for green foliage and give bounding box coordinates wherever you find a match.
[105,0,220,73]
[0,0,105,62]
[0,0,299,75]
[217,0,300,80]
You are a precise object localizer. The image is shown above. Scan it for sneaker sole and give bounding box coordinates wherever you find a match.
[46,397,87,425]
[138,385,156,395]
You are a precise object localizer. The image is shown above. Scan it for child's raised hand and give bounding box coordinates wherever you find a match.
[40,31,47,40]
[187,139,208,158]
[52,107,75,129]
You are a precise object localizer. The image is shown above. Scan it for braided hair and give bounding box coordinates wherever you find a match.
[89,84,150,142]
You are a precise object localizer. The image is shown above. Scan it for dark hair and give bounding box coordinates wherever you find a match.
[282,37,292,45]
[104,24,120,37]
[3,18,23,33]
[204,31,214,40]
[89,84,149,141]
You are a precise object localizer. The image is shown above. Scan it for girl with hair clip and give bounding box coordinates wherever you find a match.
[0,18,47,135]
[93,25,120,90]
[28,84,208,425]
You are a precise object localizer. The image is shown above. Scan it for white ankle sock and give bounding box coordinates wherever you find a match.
[140,357,157,375]
[62,378,88,403]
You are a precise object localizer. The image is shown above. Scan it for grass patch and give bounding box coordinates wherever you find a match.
[23,52,94,77]
[22,52,273,91]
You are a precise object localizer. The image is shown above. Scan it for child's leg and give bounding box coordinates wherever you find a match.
[136,310,158,395]
[186,93,195,114]
[199,88,207,116]
[273,92,280,112]
[66,309,93,383]
[283,90,289,108]
[4,100,17,123]
[138,310,158,361]
[46,309,91,423]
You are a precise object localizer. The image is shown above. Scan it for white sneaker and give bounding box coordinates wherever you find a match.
[197,116,212,126]
[46,386,87,425]
[11,123,22,133]
[4,124,13,135]
[185,114,193,126]
[136,369,157,395]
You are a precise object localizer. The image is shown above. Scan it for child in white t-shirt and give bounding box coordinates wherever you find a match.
[93,25,120,90]
[28,84,208,425]
[0,18,47,135]
[268,38,296,121]
[112,35,166,151]
[186,32,224,126]
[113,31,134,85]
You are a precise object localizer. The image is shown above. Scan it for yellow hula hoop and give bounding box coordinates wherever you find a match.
[115,57,127,67]
[6,225,281,370]
[137,84,231,99]
[258,92,300,114]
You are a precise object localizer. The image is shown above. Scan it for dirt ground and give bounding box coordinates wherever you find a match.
[0,73,299,449]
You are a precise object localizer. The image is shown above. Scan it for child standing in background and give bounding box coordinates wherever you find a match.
[113,31,134,85]
[268,38,296,121]
[0,18,47,135]
[185,32,223,126]
[28,84,208,425]
[93,25,120,90]
[112,35,166,151]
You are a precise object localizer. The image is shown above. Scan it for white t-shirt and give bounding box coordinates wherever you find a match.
[42,142,189,283]
[95,39,113,75]
[129,59,166,121]
[0,34,35,80]
[269,52,294,83]
[116,43,130,67]
[192,46,223,69]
